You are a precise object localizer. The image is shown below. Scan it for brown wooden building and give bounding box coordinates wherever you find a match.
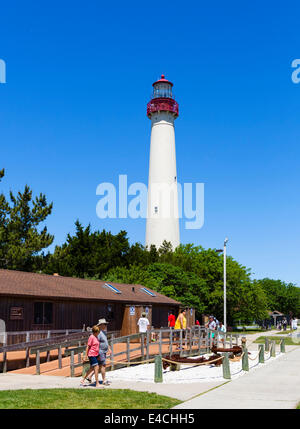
[0,269,182,335]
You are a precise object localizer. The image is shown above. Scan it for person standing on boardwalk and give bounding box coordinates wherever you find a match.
[174,309,187,350]
[137,312,150,344]
[168,311,176,329]
[81,325,101,388]
[97,318,111,386]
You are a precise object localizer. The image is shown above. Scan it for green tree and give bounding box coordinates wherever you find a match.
[0,170,53,271]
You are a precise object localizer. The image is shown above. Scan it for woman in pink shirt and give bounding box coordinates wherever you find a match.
[81,325,101,387]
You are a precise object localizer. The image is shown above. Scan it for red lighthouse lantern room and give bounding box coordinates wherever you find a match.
[147,74,179,119]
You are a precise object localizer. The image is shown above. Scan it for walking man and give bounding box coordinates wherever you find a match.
[97,318,111,386]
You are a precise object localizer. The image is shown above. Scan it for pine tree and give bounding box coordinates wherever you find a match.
[0,169,54,271]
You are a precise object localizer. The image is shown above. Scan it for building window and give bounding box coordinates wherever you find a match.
[34,302,53,325]
[154,206,158,214]
[106,304,114,322]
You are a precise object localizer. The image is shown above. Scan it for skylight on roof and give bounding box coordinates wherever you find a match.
[141,287,156,297]
[104,283,122,294]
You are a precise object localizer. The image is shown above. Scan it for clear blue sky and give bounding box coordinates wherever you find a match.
[1,1,299,285]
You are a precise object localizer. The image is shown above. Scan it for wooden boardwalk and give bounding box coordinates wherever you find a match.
[9,342,205,377]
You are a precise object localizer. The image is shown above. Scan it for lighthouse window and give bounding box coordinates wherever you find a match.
[154,206,158,214]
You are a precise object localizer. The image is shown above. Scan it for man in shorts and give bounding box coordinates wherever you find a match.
[97,318,111,386]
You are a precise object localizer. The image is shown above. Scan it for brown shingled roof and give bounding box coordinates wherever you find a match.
[0,269,180,306]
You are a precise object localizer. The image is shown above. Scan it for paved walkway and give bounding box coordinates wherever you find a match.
[173,345,300,409]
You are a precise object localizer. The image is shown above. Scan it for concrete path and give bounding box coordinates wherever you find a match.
[173,345,300,409]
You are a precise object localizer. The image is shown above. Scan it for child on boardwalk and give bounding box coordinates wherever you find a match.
[81,325,101,388]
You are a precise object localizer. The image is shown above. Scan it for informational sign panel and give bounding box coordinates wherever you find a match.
[129,306,135,316]
[10,307,24,320]
[145,306,149,315]
[190,308,193,316]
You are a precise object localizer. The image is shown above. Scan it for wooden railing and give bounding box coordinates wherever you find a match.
[0,326,240,376]
[67,326,239,377]
[0,329,83,347]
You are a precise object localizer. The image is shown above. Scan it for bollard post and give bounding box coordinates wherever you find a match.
[271,340,276,358]
[280,338,285,353]
[242,348,249,371]
[154,355,163,383]
[222,353,231,380]
[265,337,270,352]
[259,344,265,363]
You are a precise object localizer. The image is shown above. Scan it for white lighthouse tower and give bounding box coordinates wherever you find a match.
[145,75,180,250]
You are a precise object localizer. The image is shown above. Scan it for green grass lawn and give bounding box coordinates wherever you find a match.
[0,388,181,409]
[254,336,300,346]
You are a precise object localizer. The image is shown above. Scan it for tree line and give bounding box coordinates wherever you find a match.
[1,170,299,324]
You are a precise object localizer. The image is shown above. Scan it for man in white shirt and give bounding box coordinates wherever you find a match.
[137,312,150,344]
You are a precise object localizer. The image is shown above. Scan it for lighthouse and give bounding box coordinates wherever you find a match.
[145,75,180,250]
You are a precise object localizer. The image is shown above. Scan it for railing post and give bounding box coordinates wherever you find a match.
[222,352,231,379]
[159,330,162,356]
[198,327,201,354]
[2,351,7,373]
[47,330,51,339]
[25,347,30,367]
[259,344,264,363]
[146,330,150,360]
[169,328,173,356]
[70,350,75,377]
[242,348,249,371]
[280,338,285,353]
[154,355,163,383]
[179,330,183,357]
[36,350,40,375]
[26,331,30,343]
[126,337,130,366]
[111,339,115,371]
[229,335,233,348]
[141,333,145,359]
[58,345,62,369]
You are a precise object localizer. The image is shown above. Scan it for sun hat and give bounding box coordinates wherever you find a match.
[97,318,108,325]
[141,312,147,317]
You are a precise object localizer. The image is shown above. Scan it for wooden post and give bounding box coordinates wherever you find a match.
[111,340,115,371]
[259,344,264,363]
[229,335,233,348]
[36,350,40,375]
[280,338,285,353]
[179,330,183,357]
[198,327,201,354]
[154,355,163,383]
[271,340,276,358]
[25,347,30,367]
[26,331,30,343]
[189,329,192,355]
[169,328,173,356]
[242,348,249,371]
[47,330,51,339]
[222,353,231,379]
[146,330,150,360]
[70,350,75,377]
[2,351,7,373]
[126,337,130,366]
[58,346,62,369]
[141,334,145,360]
[159,331,162,356]
[265,337,270,352]
[46,350,50,362]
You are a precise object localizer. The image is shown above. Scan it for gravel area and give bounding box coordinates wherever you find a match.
[106,352,283,384]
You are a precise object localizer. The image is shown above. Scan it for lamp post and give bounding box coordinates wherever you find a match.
[223,237,229,331]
